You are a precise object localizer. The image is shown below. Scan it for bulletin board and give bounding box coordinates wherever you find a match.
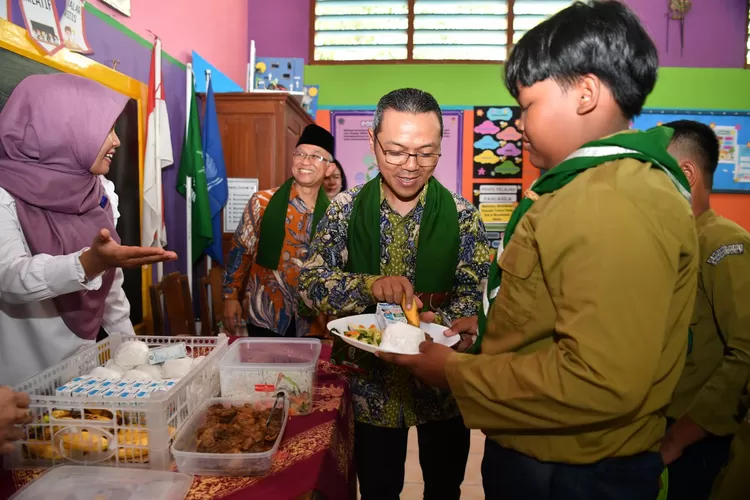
[633,109,750,194]
[330,110,464,193]
[472,106,523,179]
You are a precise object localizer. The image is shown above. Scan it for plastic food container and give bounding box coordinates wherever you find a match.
[171,396,289,477]
[219,339,321,415]
[9,465,193,499]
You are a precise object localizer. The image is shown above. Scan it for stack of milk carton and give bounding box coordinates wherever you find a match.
[55,376,179,400]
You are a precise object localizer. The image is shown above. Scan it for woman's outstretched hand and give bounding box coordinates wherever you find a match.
[80,229,178,278]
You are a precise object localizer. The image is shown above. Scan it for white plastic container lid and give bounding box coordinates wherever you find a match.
[220,338,322,370]
[10,465,193,500]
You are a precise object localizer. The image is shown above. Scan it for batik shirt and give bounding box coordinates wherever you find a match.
[299,181,490,427]
[224,183,324,337]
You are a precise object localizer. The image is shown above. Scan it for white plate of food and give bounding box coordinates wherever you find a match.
[327,314,460,355]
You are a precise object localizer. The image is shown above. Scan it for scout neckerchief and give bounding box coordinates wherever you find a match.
[472,126,692,353]
[347,175,459,296]
[255,178,330,270]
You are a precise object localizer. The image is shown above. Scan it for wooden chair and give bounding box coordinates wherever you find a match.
[199,266,225,336]
[149,272,197,336]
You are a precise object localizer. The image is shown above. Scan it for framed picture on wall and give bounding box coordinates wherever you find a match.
[633,109,750,194]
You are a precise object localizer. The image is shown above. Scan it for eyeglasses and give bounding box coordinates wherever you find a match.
[374,135,441,167]
[292,152,331,166]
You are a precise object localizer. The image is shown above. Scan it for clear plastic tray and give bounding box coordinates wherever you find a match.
[171,396,289,477]
[219,339,321,415]
[10,465,193,499]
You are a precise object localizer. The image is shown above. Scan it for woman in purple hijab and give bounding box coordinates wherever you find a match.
[0,73,176,388]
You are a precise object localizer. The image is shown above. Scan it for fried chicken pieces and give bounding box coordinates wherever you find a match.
[196,404,282,454]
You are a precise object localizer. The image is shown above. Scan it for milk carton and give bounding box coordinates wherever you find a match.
[375,303,408,331]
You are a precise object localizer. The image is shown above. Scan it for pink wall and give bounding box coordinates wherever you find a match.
[247,0,748,69]
[628,0,747,68]
[92,0,249,85]
[248,0,311,61]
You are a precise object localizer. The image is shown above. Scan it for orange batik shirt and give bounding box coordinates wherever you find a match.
[223,183,325,336]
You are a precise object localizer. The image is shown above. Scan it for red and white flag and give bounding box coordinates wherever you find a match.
[141,38,173,248]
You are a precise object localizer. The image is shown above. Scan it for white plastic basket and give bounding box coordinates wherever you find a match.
[5,334,228,471]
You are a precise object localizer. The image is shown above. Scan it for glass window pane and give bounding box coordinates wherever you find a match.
[512,14,551,31]
[413,30,506,45]
[314,45,408,61]
[513,1,571,16]
[315,30,408,46]
[414,0,507,15]
[414,14,507,30]
[413,44,506,60]
[315,0,408,16]
[315,15,409,31]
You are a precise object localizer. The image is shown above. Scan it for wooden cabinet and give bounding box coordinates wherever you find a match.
[203,93,314,260]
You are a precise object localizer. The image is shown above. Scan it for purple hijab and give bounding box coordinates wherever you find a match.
[0,74,128,339]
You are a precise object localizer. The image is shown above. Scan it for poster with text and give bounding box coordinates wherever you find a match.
[632,110,750,193]
[1,1,9,21]
[20,0,64,55]
[331,110,463,193]
[473,106,523,179]
[60,0,92,54]
[472,183,522,251]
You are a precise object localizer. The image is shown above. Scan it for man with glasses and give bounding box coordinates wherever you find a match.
[223,124,335,337]
[299,88,490,500]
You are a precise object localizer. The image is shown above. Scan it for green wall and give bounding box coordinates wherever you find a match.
[305,64,750,110]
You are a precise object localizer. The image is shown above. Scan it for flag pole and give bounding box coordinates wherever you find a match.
[248,40,256,92]
[204,69,213,272]
[185,63,194,295]
[154,37,164,282]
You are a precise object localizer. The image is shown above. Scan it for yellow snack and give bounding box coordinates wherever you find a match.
[60,430,108,453]
[117,447,149,463]
[24,441,63,460]
[401,296,420,327]
[117,429,148,446]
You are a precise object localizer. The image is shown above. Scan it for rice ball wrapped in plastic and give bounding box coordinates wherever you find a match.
[379,323,426,355]
[134,364,162,380]
[122,369,151,380]
[162,358,192,379]
[114,341,149,370]
[89,366,123,380]
[104,359,127,376]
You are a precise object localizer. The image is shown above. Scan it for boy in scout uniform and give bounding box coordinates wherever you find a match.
[379,3,699,499]
[661,120,750,500]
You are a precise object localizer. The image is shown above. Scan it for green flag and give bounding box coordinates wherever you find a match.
[176,76,212,264]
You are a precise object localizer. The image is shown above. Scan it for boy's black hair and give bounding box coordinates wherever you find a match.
[665,120,720,188]
[504,1,658,119]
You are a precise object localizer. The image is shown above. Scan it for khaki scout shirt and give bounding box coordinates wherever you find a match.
[446,158,699,464]
[667,209,750,436]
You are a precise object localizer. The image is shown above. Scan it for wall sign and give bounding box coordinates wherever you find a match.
[19,0,64,55]
[60,0,92,53]
[224,178,259,233]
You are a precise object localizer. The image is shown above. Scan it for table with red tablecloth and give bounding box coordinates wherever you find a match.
[0,343,356,500]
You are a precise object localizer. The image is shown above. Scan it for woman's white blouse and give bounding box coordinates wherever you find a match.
[0,183,134,387]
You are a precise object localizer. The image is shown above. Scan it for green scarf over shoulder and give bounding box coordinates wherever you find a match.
[474,126,692,353]
[255,178,330,270]
[347,175,459,294]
